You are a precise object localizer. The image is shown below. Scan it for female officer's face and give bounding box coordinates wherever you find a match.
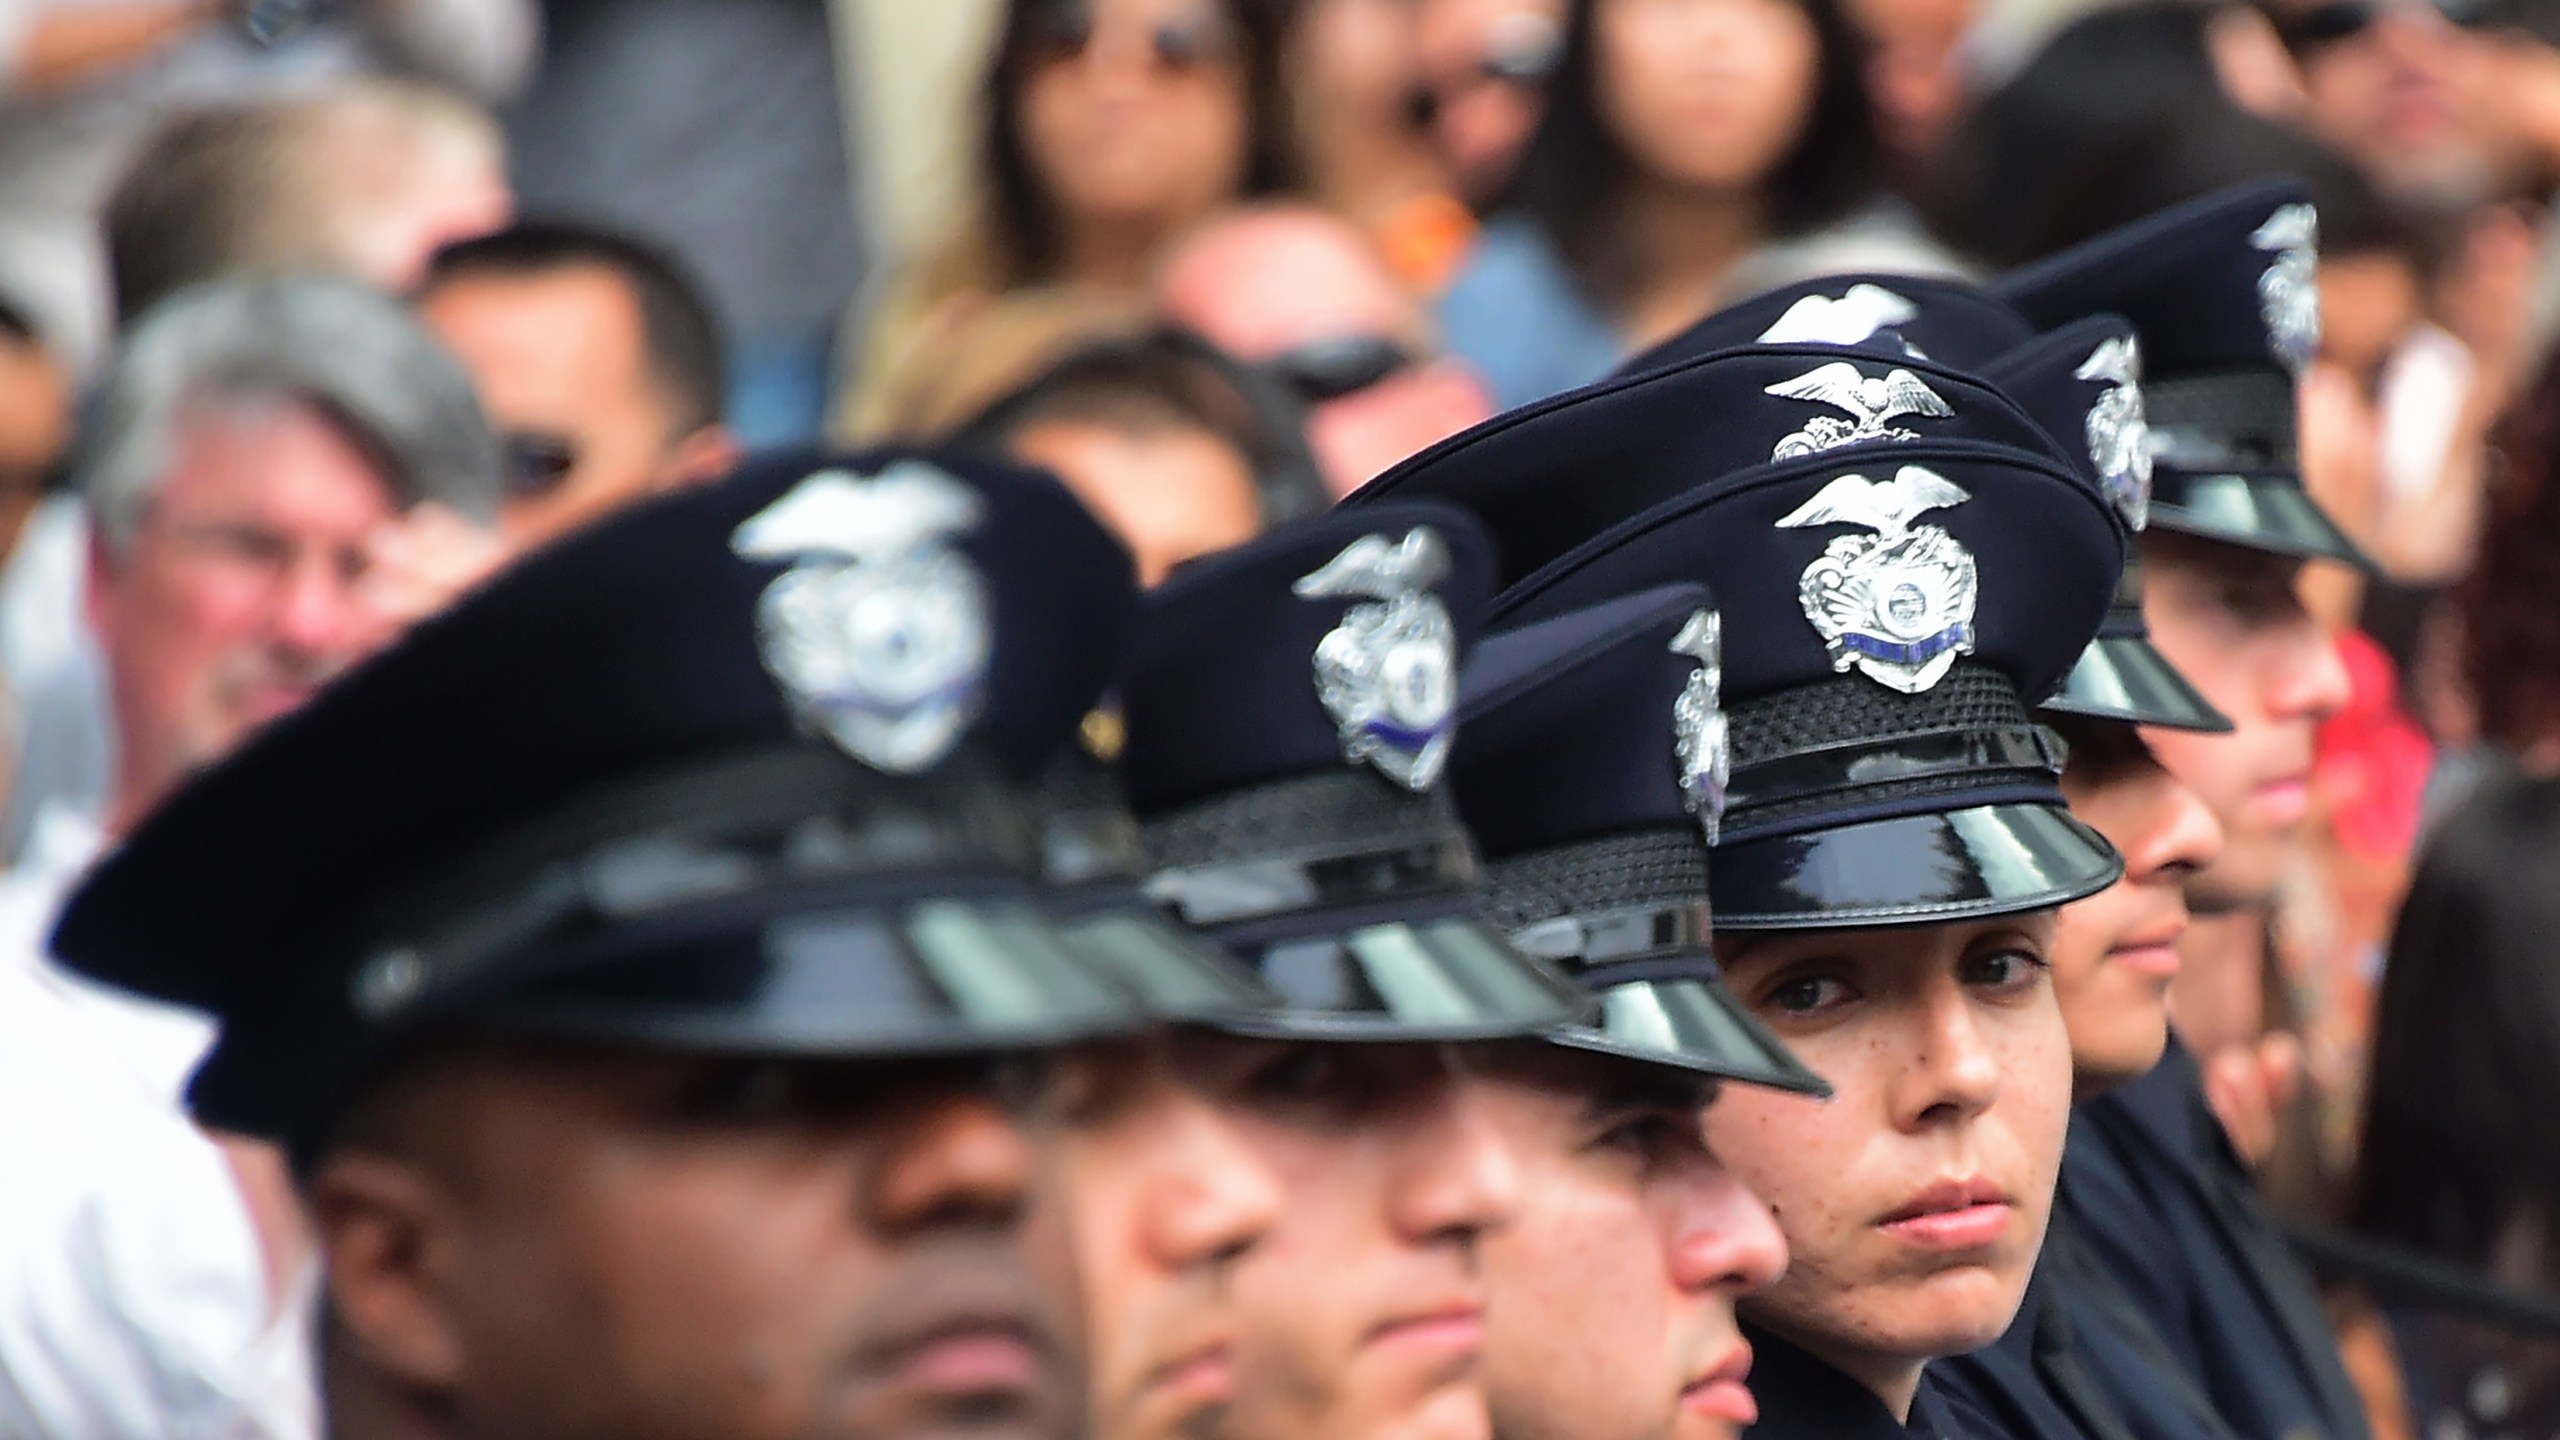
[1593,0,1821,194]
[1702,915,2070,1403]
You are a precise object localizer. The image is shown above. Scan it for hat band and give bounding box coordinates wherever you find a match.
[1141,768,1482,927]
[1145,831,1481,929]
[1483,828,1711,968]
[334,744,1039,1023]
[2147,370,2298,472]
[1724,724,2066,818]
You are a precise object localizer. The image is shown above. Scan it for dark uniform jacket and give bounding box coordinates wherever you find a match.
[1744,1322,2005,1440]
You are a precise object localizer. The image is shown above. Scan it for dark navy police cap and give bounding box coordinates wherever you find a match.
[51,450,1245,1151]
[1356,340,2079,591]
[1121,501,1592,1041]
[1977,316,2230,732]
[1421,369,2127,928]
[1618,273,2038,377]
[1994,178,2370,569]
[1453,585,1828,1093]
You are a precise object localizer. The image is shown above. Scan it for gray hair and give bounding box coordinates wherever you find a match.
[78,273,503,552]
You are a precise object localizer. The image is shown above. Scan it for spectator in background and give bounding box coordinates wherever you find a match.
[1437,0,1931,409]
[503,0,858,449]
[1156,202,1494,495]
[957,330,1326,582]
[0,0,534,378]
[415,221,739,548]
[852,283,1158,443]
[0,300,66,568]
[1411,0,1562,209]
[2342,774,2560,1440]
[0,273,502,1440]
[1289,0,1482,292]
[844,0,1303,437]
[2258,0,2516,212]
[104,81,513,329]
[2449,344,2560,778]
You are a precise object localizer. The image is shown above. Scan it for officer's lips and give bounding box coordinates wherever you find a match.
[1680,1339,1757,1425]
[1366,1296,1486,1360]
[873,1312,1048,1401]
[2107,915,2187,981]
[1875,1177,2014,1251]
[1139,1330,1239,1415]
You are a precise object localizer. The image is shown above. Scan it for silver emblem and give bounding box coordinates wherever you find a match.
[1767,362,1955,460]
[2076,335,2153,529]
[1756,284,1921,349]
[1669,608,1730,843]
[1293,527,1460,791]
[1776,466,1979,694]
[2250,204,2320,374]
[730,462,992,774]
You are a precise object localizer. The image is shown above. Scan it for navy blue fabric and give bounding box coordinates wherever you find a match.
[2063,1041,2375,1440]
[1992,179,2312,381]
[53,448,1138,1015]
[1621,273,2038,377]
[1119,502,1496,816]
[1979,315,2144,501]
[1483,439,2118,710]
[1742,1322,2014,1440]
[1351,340,2081,592]
[1452,584,1715,859]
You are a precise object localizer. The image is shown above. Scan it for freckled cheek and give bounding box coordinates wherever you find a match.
[1702,1090,1863,1281]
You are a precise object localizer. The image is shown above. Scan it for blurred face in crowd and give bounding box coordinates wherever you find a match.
[2139,530,2352,913]
[1467,1042,1787,1440]
[1200,1039,1518,1440]
[2274,0,2504,206]
[1156,209,1495,496]
[2048,716,2228,1096]
[310,1045,1082,1440]
[1009,416,1263,585]
[0,325,68,560]
[1706,916,2069,1417]
[419,264,735,549]
[1593,0,1821,197]
[1840,0,1972,163]
[88,399,404,828]
[1414,0,1564,202]
[1017,0,1253,259]
[1038,1033,1284,1440]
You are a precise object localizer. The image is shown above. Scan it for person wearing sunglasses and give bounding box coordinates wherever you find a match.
[2259,0,2513,207]
[1412,0,1565,206]
[1157,204,1495,497]
[843,0,1301,440]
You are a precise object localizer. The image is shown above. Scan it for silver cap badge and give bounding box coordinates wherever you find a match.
[2250,203,2321,374]
[1767,362,1955,460]
[1776,466,1979,694]
[1669,608,1730,843]
[731,462,992,774]
[1293,527,1460,791]
[1755,284,1922,349]
[2076,335,2153,529]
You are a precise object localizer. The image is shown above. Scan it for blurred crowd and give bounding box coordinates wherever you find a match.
[8,0,2560,1436]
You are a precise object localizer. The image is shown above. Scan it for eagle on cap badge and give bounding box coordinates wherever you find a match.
[2076,335,2153,529]
[1754,285,1922,348]
[1294,528,1461,791]
[1776,466,1979,695]
[1767,363,1955,460]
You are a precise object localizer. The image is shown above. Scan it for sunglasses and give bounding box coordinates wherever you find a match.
[504,433,579,498]
[1262,335,1419,405]
[2281,0,2492,49]
[1022,4,1241,72]
[1403,19,1561,131]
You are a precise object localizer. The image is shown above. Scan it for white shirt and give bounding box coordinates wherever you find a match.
[0,810,318,1440]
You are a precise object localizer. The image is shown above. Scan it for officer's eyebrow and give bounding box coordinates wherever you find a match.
[1585,1070,1719,1117]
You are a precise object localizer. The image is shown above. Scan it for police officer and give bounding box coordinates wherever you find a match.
[46,449,1286,1440]
[1360,311,2127,1436]
[1112,502,1597,1440]
[1446,582,1829,1440]
[1995,179,2373,1440]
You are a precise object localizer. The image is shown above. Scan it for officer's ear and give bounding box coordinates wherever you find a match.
[305,1150,468,1391]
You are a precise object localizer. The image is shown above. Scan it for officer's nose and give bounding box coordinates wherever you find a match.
[2272,614,2352,727]
[1383,1046,1520,1248]
[1136,1079,1285,1273]
[1668,1157,1789,1298]
[1891,979,2005,1131]
[2123,756,2225,887]
[871,1089,1036,1232]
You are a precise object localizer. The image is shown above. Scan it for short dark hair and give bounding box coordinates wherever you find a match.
[421,220,729,436]
[1494,0,1882,310]
[959,328,1329,526]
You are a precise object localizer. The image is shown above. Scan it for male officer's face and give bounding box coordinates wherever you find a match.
[309,1042,1083,1440]
[1036,1032,1286,1440]
[1193,1039,1519,1440]
[2137,529,2352,912]
[1466,1042,1787,1440]
[1706,915,2070,1398]
[2048,715,2226,1096]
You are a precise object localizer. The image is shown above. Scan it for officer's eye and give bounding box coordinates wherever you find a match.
[1245,1043,1346,1106]
[1959,947,2050,995]
[670,1058,810,1124]
[1764,974,1852,1017]
[1592,1107,1701,1167]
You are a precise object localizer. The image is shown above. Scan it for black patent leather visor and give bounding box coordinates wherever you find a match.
[2150,472,2374,570]
[2044,633,2232,732]
[1710,802,2123,930]
[1209,910,1596,1042]
[1548,971,1832,1096]
[1053,899,1287,1026]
